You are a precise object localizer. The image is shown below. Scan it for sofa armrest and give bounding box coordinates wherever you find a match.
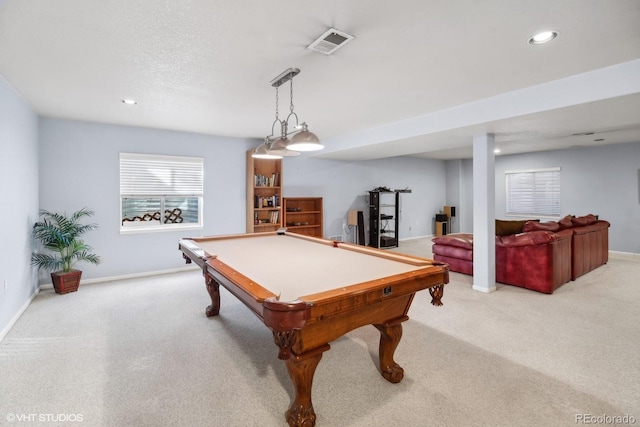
[571,220,610,280]
[496,230,572,293]
[432,233,474,250]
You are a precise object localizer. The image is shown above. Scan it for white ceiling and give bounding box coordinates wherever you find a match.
[1,0,639,160]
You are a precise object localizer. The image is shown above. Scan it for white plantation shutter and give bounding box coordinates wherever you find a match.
[505,167,560,216]
[119,153,203,231]
[120,153,203,197]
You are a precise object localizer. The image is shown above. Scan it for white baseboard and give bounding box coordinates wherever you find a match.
[38,265,200,289]
[0,287,40,343]
[609,251,640,262]
[399,235,433,242]
[472,284,497,293]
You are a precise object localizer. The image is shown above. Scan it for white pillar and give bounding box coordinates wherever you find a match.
[472,134,496,293]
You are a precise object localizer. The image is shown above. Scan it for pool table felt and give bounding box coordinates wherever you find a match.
[191,233,435,302]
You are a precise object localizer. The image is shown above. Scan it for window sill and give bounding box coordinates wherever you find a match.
[119,224,203,235]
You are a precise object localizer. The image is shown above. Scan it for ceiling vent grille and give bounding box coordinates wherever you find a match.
[308,28,354,55]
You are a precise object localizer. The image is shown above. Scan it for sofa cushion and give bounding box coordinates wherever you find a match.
[571,216,591,227]
[522,220,560,232]
[571,214,598,227]
[557,217,574,230]
[585,214,598,224]
[432,233,473,250]
[495,219,534,236]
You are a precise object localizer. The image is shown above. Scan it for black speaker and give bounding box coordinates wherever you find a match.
[435,214,448,222]
[451,206,456,217]
[357,211,365,245]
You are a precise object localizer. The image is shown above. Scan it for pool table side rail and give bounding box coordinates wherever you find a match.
[208,257,282,317]
[299,266,446,313]
[188,230,337,248]
[335,242,433,266]
[288,232,438,268]
[180,238,283,320]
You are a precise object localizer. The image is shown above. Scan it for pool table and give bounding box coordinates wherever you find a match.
[179,231,448,426]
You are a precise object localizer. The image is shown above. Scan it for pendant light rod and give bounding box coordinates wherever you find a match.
[270,68,300,88]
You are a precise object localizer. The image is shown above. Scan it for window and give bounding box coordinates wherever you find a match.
[505,167,560,217]
[120,153,203,232]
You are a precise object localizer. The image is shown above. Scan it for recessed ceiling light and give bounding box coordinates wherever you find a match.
[494,148,501,154]
[122,99,137,105]
[528,30,558,45]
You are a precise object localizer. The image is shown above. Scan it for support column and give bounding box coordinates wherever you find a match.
[472,134,497,293]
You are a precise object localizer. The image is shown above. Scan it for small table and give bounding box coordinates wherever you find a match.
[179,231,448,426]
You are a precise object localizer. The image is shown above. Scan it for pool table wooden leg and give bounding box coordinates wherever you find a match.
[429,284,445,306]
[374,316,408,383]
[284,344,330,427]
[204,273,220,317]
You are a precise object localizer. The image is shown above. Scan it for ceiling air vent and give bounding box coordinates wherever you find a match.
[308,28,354,55]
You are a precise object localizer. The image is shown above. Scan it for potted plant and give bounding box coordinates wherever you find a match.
[31,208,100,294]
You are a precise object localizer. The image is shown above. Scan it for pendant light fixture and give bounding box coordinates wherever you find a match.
[252,68,323,158]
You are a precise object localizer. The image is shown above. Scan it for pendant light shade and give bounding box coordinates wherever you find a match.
[252,142,282,159]
[287,123,323,151]
[268,136,300,157]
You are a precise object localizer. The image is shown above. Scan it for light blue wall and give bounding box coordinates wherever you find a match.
[444,159,466,234]
[284,155,446,242]
[0,76,39,335]
[447,142,640,253]
[38,118,256,281]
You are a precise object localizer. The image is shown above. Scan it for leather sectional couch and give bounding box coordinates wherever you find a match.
[431,214,610,293]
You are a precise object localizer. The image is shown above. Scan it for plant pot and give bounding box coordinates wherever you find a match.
[51,270,82,294]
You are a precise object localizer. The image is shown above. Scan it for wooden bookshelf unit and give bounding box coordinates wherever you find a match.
[246,150,283,233]
[283,197,323,238]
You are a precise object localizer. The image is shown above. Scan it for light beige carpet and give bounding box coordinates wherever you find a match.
[0,238,638,426]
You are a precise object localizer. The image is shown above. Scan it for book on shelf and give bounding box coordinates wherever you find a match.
[253,195,280,209]
[254,172,279,187]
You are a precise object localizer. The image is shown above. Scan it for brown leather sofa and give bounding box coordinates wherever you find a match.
[431,214,610,293]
